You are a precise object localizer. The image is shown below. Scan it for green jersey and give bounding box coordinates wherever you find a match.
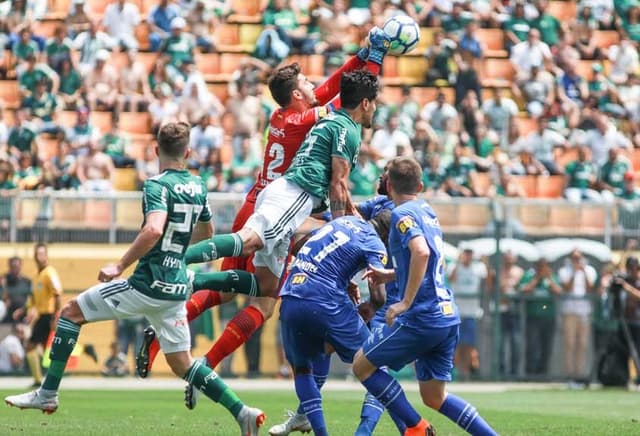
[8,126,37,153]
[284,109,362,200]
[566,160,597,189]
[161,33,195,67]
[519,269,558,318]
[530,13,561,46]
[349,160,380,196]
[600,158,630,192]
[128,169,212,301]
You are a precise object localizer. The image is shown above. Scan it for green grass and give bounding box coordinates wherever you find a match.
[1,389,639,435]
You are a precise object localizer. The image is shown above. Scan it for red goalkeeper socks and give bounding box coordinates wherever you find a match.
[205,305,264,368]
[186,290,223,320]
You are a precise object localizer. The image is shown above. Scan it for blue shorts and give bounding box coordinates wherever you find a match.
[363,322,459,382]
[458,317,477,346]
[280,296,370,368]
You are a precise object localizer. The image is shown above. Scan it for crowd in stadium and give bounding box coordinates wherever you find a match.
[0,0,638,200]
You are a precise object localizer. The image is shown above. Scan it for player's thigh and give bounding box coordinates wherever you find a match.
[415,325,459,383]
[246,178,316,258]
[144,299,191,354]
[279,297,325,369]
[362,322,421,372]
[327,307,371,364]
[76,280,134,322]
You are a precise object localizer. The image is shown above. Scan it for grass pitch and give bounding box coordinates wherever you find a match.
[1,388,639,435]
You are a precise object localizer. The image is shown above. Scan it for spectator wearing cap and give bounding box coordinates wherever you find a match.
[564,144,602,203]
[148,0,182,52]
[58,58,83,110]
[84,49,119,111]
[619,172,640,200]
[448,247,489,380]
[66,0,92,38]
[76,137,115,192]
[186,0,218,53]
[17,54,59,100]
[67,107,100,154]
[558,249,597,386]
[159,17,196,82]
[118,50,152,113]
[21,79,62,136]
[72,20,116,74]
[103,0,141,51]
[510,28,553,82]
[45,26,72,73]
[598,146,632,201]
[503,0,530,53]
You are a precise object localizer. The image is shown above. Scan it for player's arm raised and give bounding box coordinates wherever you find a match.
[386,236,429,326]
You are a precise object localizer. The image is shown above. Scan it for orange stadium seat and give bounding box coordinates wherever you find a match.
[482,58,515,87]
[471,172,491,197]
[536,175,565,198]
[231,0,260,16]
[32,19,60,38]
[0,80,20,108]
[215,23,240,47]
[196,53,221,78]
[411,87,455,106]
[476,28,507,58]
[307,55,325,79]
[398,56,429,84]
[87,0,109,17]
[218,52,246,76]
[416,28,436,51]
[514,117,537,137]
[632,148,640,171]
[207,83,229,103]
[555,147,579,170]
[38,136,59,161]
[113,168,139,191]
[119,112,151,135]
[382,56,399,79]
[548,1,578,23]
[592,31,620,49]
[512,175,538,198]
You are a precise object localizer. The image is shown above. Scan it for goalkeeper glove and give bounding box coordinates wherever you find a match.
[367,27,391,65]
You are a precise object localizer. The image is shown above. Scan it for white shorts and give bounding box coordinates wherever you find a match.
[77,280,190,354]
[244,177,319,277]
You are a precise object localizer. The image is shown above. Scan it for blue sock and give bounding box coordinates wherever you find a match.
[356,392,384,436]
[361,369,421,429]
[294,373,328,436]
[439,394,497,436]
[297,354,330,415]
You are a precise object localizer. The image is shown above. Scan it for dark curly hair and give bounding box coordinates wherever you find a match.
[268,63,301,107]
[340,69,380,109]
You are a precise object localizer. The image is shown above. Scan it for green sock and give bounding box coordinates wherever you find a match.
[193,270,260,296]
[184,360,244,418]
[42,317,81,392]
[185,234,243,264]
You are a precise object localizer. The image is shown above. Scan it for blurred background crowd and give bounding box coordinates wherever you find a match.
[0,0,637,202]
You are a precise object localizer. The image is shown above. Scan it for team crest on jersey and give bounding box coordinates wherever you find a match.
[291,273,307,285]
[397,216,416,234]
[317,106,328,118]
[381,254,388,265]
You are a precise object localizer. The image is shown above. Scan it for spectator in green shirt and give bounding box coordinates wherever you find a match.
[12,28,39,68]
[530,0,564,46]
[564,145,602,202]
[422,153,446,197]
[7,109,37,159]
[503,1,530,52]
[18,54,59,99]
[101,116,135,169]
[519,259,562,375]
[598,146,631,200]
[160,17,196,79]
[619,172,640,200]
[21,79,62,135]
[349,151,380,197]
[15,151,42,190]
[45,26,72,73]
[443,145,477,197]
[441,2,473,40]
[58,58,83,110]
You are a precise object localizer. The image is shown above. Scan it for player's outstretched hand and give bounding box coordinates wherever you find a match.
[385,300,410,326]
[363,265,395,287]
[366,27,391,65]
[98,263,123,282]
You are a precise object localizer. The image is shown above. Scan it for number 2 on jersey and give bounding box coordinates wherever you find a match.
[161,203,203,254]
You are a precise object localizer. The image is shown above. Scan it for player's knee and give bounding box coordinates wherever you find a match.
[60,299,85,324]
[237,228,263,254]
[420,384,446,410]
[252,298,276,319]
[352,350,374,380]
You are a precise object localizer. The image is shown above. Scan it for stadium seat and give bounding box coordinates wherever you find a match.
[536,175,565,198]
[85,199,113,230]
[220,143,233,165]
[0,80,20,108]
[411,86,455,106]
[113,168,139,191]
[47,0,70,18]
[555,147,579,170]
[471,172,491,197]
[549,204,581,233]
[231,0,260,16]
[416,27,436,51]
[215,23,241,48]
[87,0,109,17]
[238,24,263,50]
[307,55,325,80]
[482,59,515,87]
[196,53,221,79]
[548,1,578,23]
[38,136,59,161]
[514,117,537,137]
[31,19,60,38]
[632,148,640,171]
[119,112,151,135]
[397,56,429,85]
[207,83,229,103]
[580,205,606,234]
[476,28,507,58]
[512,175,538,198]
[218,52,246,76]
[382,56,399,79]
[592,31,620,49]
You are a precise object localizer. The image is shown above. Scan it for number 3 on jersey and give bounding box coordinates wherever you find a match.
[266,142,285,180]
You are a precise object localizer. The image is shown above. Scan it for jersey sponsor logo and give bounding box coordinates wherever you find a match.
[162,256,183,269]
[381,254,388,266]
[317,106,328,118]
[397,216,417,234]
[290,273,307,285]
[440,302,454,316]
[337,127,347,152]
[269,126,285,138]
[151,280,189,296]
[173,317,187,327]
[173,181,203,196]
[422,215,440,228]
[291,258,318,273]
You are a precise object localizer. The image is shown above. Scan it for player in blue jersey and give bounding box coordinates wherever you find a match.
[278,213,392,436]
[354,157,497,436]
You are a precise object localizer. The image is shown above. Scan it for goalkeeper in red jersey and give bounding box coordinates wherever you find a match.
[136,28,391,400]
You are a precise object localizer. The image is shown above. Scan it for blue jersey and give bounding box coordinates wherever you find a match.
[389,199,459,327]
[280,216,387,314]
[358,195,394,220]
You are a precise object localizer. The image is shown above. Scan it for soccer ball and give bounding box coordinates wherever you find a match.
[382,15,420,55]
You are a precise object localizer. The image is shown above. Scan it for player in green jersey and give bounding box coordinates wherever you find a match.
[4,122,266,435]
